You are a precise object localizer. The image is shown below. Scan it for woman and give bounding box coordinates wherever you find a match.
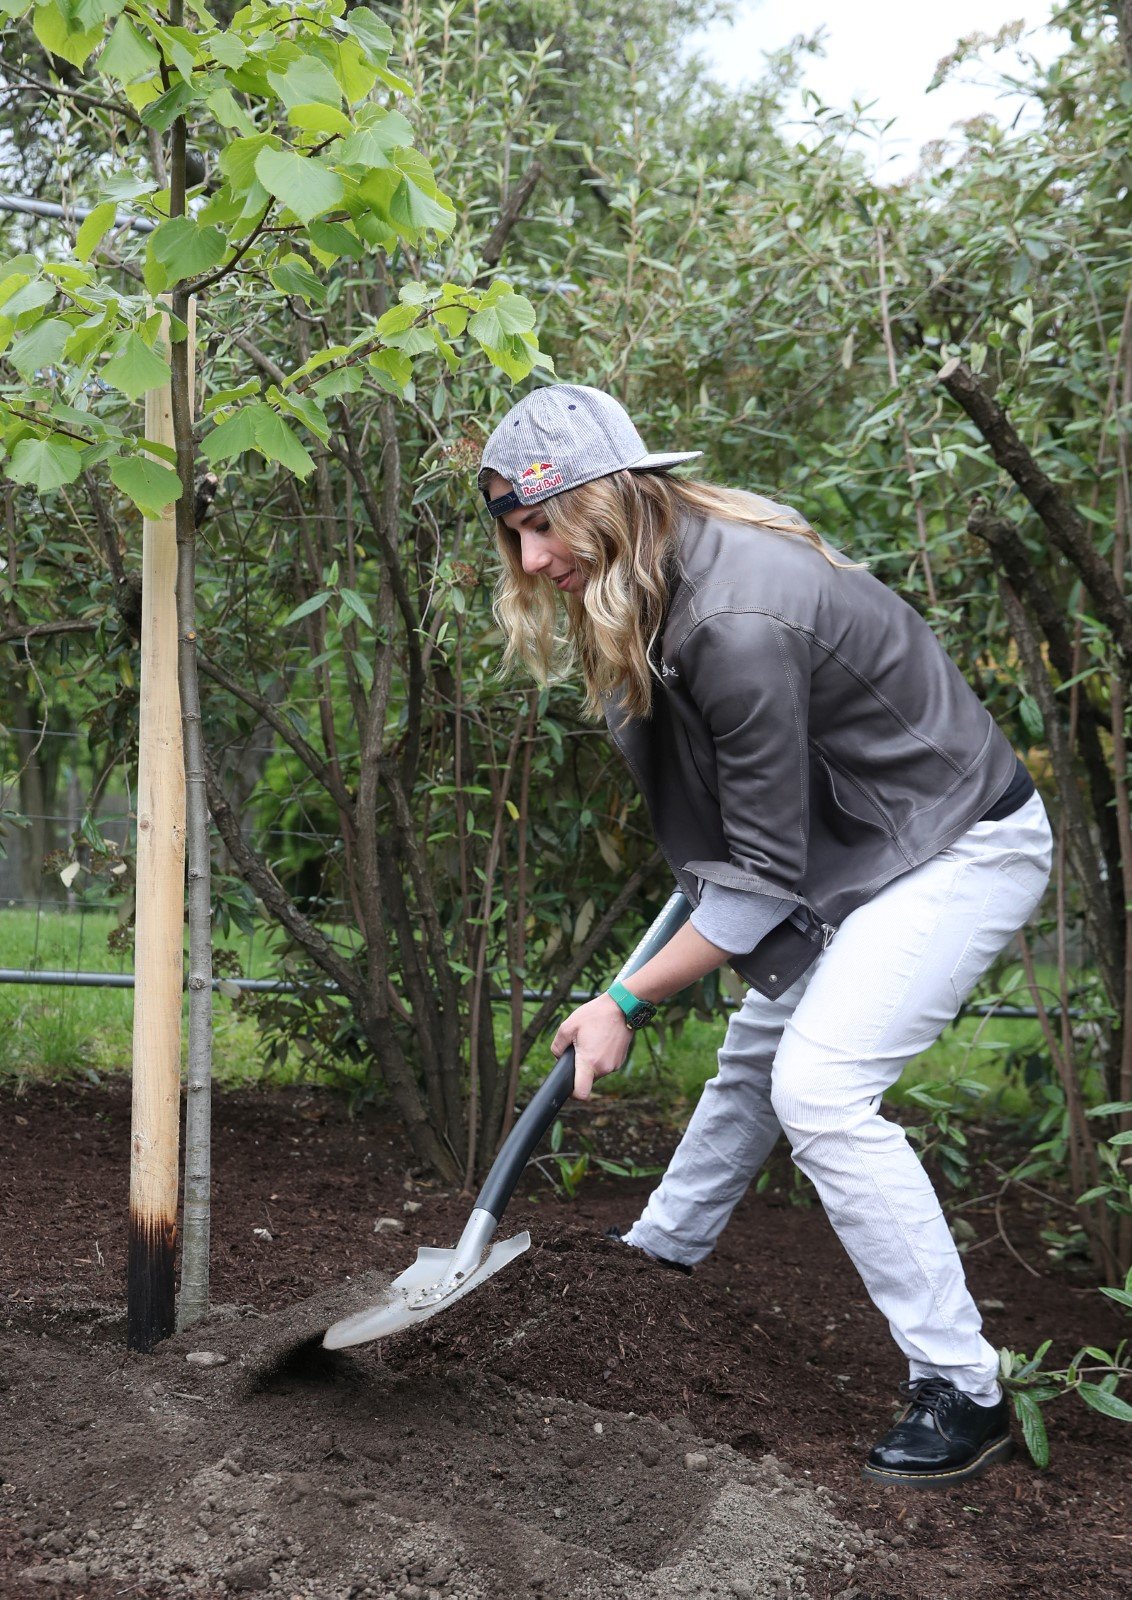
[480,383,1051,1487]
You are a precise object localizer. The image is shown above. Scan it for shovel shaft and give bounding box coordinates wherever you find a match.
[474,891,691,1223]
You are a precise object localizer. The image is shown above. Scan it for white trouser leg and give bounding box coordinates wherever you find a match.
[771,792,1052,1399]
[625,982,797,1264]
[629,792,1052,1397]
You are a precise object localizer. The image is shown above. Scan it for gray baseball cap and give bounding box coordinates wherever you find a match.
[478,384,701,516]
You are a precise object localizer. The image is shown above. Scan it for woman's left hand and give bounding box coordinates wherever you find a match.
[551,995,632,1100]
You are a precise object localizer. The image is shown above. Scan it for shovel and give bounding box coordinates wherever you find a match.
[322,890,691,1349]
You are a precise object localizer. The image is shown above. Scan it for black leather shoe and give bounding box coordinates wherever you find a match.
[863,1377,1014,1488]
[604,1226,693,1275]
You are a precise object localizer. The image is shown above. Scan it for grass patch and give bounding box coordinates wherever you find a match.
[0,906,286,1086]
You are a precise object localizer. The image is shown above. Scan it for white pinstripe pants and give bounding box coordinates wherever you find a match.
[626,792,1053,1399]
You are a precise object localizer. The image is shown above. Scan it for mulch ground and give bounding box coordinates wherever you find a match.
[0,1077,1128,1599]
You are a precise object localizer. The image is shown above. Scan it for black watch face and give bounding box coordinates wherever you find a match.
[628,1000,657,1030]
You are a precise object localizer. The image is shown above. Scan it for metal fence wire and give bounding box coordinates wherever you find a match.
[2,728,1074,1018]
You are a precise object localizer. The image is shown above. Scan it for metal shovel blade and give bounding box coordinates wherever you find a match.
[321,1230,531,1349]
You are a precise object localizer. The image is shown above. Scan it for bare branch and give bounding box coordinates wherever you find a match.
[939,359,1132,667]
[204,748,361,1003]
[198,653,355,815]
[476,160,544,279]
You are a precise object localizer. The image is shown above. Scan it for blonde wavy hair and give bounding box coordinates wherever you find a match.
[493,471,851,720]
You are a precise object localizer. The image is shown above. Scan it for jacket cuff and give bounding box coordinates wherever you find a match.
[683,858,802,902]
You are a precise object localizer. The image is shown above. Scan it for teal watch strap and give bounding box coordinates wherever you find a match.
[607,979,658,1029]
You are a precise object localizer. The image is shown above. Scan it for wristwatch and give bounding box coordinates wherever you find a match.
[607,978,658,1031]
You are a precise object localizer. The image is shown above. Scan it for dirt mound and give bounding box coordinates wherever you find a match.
[1,1282,867,1599]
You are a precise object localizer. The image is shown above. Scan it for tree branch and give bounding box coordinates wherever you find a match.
[476,160,544,280]
[204,748,361,1003]
[0,618,97,647]
[967,501,1123,919]
[939,358,1132,668]
[198,653,355,815]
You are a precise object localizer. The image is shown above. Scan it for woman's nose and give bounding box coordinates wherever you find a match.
[520,535,551,575]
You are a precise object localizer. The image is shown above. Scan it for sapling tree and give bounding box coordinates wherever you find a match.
[0,0,548,1336]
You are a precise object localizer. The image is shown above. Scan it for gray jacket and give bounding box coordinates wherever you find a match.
[604,503,1019,999]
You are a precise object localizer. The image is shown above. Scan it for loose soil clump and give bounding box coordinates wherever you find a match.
[1,1079,1128,1599]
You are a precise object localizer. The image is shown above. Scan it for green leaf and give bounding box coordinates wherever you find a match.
[269,255,326,305]
[251,407,315,478]
[311,366,363,400]
[336,109,414,168]
[1087,1101,1132,1117]
[0,278,56,318]
[100,15,159,83]
[204,85,256,137]
[434,303,468,336]
[283,591,331,626]
[1098,1286,1132,1310]
[220,134,281,192]
[344,7,394,60]
[33,1,103,69]
[204,380,260,415]
[273,387,330,443]
[101,170,156,204]
[339,587,373,628]
[475,334,536,383]
[368,347,412,390]
[202,403,315,479]
[468,290,537,349]
[140,78,196,134]
[350,649,373,689]
[8,435,84,492]
[109,454,183,516]
[208,31,246,69]
[75,202,118,263]
[200,405,260,465]
[288,102,353,137]
[1018,694,1044,741]
[307,220,364,261]
[375,302,418,338]
[1012,1393,1050,1469]
[391,175,456,238]
[100,332,171,401]
[145,217,227,293]
[254,149,344,225]
[267,57,343,110]
[1077,1383,1132,1421]
[7,317,71,378]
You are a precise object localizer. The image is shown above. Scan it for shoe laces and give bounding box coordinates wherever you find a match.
[898,1377,956,1419]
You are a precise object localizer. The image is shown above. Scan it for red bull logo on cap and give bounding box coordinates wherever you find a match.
[519,459,564,497]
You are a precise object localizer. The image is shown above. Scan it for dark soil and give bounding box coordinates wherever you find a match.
[1,1078,1128,1599]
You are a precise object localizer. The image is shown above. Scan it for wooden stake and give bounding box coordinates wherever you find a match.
[128,310,186,1353]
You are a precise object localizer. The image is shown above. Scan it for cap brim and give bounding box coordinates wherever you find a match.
[629,451,702,471]
[476,450,703,510]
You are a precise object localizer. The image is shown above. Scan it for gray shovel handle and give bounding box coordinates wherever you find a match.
[473,890,691,1222]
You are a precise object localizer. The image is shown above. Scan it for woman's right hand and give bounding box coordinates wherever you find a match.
[551,994,632,1099]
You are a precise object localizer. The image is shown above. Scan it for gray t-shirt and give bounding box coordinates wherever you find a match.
[689,881,793,954]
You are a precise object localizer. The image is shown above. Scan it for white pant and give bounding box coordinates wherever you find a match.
[627,791,1053,1400]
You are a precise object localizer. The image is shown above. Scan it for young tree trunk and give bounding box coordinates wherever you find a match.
[172,293,211,1332]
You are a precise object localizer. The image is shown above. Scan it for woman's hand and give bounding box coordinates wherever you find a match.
[551,994,632,1100]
